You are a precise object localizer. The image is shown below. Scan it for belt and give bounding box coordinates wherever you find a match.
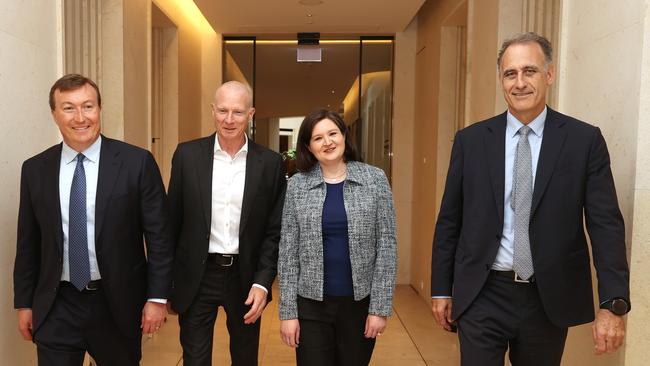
[61,279,102,291]
[491,270,535,283]
[207,253,238,267]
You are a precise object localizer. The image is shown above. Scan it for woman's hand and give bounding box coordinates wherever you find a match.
[364,314,387,338]
[280,319,301,347]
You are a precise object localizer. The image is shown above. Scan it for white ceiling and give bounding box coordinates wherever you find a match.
[193,0,425,34]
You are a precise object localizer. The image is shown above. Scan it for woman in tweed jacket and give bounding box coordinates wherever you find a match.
[278,109,397,365]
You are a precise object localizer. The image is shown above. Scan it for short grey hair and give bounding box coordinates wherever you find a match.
[497,32,553,71]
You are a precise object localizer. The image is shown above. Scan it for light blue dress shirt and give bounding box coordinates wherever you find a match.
[492,107,546,271]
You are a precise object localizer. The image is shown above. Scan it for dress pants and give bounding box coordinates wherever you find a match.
[296,295,376,366]
[456,271,568,366]
[179,259,260,366]
[33,281,141,366]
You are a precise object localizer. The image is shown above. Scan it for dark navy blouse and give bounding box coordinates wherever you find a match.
[322,181,354,296]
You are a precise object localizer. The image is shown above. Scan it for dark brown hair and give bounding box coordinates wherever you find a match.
[295,108,360,172]
[49,74,101,111]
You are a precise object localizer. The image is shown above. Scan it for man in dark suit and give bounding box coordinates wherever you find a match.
[168,81,286,365]
[430,32,630,365]
[13,74,173,365]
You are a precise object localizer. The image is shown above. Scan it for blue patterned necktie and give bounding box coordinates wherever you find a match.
[512,126,534,280]
[69,153,91,291]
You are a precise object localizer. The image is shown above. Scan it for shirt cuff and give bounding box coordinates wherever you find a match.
[252,284,268,293]
[431,296,452,299]
[147,298,167,304]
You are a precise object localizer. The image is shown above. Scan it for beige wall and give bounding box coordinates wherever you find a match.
[392,20,418,284]
[557,1,648,365]
[411,0,499,300]
[0,1,61,364]
[101,0,221,150]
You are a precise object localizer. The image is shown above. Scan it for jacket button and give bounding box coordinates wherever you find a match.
[202,259,206,264]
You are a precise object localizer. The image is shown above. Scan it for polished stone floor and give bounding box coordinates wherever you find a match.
[139,284,460,365]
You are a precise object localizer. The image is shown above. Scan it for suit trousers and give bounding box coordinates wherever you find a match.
[296,295,376,366]
[456,271,568,366]
[179,259,260,366]
[33,281,141,366]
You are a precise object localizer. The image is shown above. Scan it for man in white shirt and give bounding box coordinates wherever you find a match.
[168,81,286,365]
[14,74,172,365]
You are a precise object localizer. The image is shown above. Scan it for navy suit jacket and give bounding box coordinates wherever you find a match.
[14,136,173,336]
[431,108,630,327]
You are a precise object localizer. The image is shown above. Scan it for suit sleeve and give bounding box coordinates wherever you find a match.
[584,128,629,304]
[369,169,397,316]
[252,154,287,292]
[14,162,41,309]
[278,178,299,320]
[139,152,173,299]
[431,132,464,297]
[167,146,184,248]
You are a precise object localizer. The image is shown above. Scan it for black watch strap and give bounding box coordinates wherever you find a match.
[600,298,630,316]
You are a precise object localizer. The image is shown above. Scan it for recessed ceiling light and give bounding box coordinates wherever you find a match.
[299,0,324,5]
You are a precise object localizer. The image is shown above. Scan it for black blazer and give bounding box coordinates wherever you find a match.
[167,135,286,314]
[14,136,173,336]
[431,108,630,328]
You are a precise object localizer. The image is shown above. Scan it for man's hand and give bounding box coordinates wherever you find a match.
[364,314,387,338]
[431,298,454,331]
[280,319,300,347]
[593,309,626,355]
[17,309,33,341]
[243,286,267,324]
[141,301,167,334]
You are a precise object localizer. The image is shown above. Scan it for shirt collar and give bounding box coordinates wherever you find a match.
[506,106,546,138]
[62,136,102,164]
[214,134,248,156]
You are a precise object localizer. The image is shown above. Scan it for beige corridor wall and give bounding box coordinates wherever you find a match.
[0,1,61,364]
[557,1,649,365]
[411,0,499,301]
[102,0,221,152]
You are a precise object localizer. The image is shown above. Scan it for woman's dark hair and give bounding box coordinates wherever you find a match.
[295,108,360,172]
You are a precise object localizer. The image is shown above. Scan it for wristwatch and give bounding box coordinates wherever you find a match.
[600,298,630,316]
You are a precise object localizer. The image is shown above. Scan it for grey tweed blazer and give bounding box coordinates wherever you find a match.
[278,161,397,320]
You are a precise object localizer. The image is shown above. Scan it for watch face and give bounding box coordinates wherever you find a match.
[612,299,628,315]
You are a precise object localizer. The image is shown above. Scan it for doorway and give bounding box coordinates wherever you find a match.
[222,36,394,179]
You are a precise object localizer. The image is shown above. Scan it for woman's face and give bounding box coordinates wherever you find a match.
[307,118,346,165]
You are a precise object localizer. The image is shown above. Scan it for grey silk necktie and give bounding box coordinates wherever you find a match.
[69,153,91,291]
[512,126,534,280]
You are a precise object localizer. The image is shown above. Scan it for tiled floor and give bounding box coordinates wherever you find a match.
[140,285,460,365]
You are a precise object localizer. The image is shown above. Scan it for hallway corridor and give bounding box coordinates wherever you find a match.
[140,285,460,365]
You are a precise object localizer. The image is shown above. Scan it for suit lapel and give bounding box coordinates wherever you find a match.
[240,141,263,235]
[44,144,64,255]
[531,108,567,214]
[197,135,215,231]
[95,137,122,242]
[484,114,507,225]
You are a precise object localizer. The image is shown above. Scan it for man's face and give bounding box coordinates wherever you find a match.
[51,83,101,152]
[212,87,255,146]
[500,42,555,123]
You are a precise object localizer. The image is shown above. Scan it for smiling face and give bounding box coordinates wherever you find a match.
[500,42,555,124]
[307,118,346,166]
[212,84,255,150]
[51,83,101,152]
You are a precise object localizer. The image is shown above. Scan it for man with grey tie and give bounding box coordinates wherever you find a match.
[430,32,630,365]
[14,74,173,365]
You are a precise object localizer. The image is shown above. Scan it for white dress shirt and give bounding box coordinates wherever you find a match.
[210,136,247,254]
[209,135,267,293]
[492,107,546,271]
[60,137,102,282]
